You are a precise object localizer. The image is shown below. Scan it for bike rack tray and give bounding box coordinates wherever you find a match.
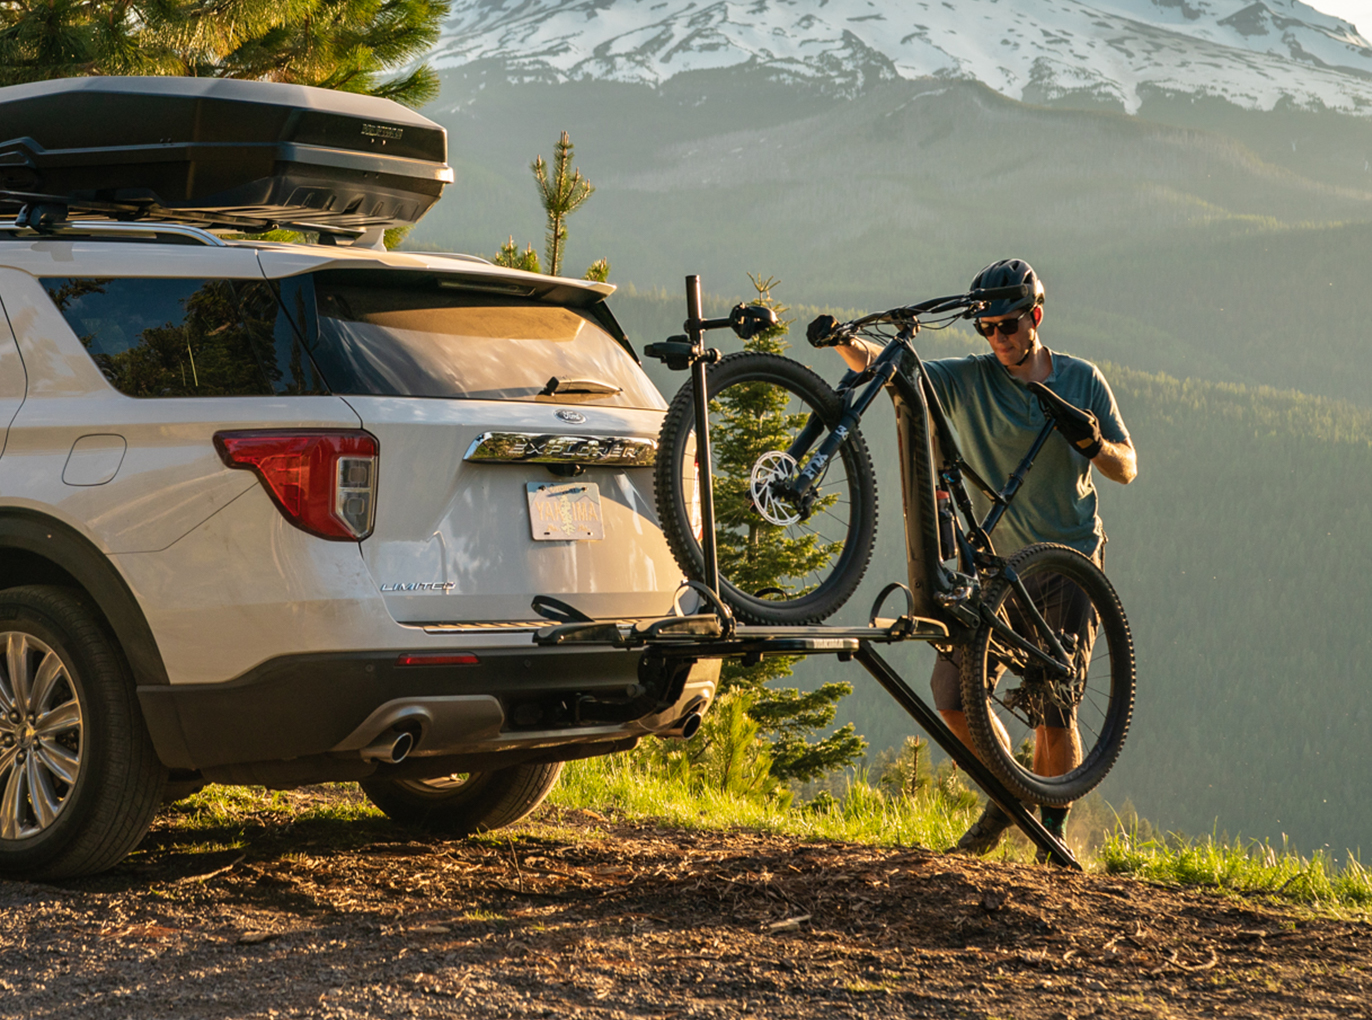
[531,602,1080,870]
[533,614,949,650]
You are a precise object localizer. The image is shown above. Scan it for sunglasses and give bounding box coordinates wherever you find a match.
[974,311,1030,338]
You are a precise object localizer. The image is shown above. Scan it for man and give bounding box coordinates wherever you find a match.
[816,258,1137,854]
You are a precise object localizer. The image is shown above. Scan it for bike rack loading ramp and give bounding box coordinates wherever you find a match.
[533,609,1082,870]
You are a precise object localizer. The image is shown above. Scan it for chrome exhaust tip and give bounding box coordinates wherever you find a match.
[655,710,703,741]
[360,729,415,764]
[678,711,702,740]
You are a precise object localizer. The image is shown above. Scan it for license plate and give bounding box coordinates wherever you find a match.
[527,482,605,541]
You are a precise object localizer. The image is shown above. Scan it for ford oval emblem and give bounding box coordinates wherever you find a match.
[556,409,587,424]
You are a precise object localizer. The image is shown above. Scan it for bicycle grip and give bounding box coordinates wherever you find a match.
[806,313,843,348]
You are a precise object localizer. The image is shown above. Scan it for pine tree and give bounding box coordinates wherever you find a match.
[707,274,867,784]
[0,0,446,107]
[530,131,595,278]
[493,236,543,274]
[496,133,608,279]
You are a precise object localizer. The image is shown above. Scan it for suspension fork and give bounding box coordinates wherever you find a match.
[784,352,901,501]
[784,412,828,464]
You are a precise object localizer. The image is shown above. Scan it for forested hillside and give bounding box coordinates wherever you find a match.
[418,69,1372,404]
[612,286,1372,856]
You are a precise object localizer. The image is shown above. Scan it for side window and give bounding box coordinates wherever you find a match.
[41,277,327,398]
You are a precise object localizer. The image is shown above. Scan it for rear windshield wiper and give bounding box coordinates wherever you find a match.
[539,376,623,400]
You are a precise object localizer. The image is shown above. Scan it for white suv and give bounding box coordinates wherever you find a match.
[0,227,717,879]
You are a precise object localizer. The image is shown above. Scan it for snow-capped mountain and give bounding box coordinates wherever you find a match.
[430,0,1372,115]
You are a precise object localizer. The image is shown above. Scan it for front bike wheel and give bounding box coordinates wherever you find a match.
[959,543,1135,806]
[655,352,878,625]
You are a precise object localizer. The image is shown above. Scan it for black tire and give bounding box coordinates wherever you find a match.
[0,586,166,879]
[655,352,878,624]
[359,762,563,835]
[959,544,1135,806]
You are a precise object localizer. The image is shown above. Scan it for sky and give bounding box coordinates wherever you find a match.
[1311,0,1371,31]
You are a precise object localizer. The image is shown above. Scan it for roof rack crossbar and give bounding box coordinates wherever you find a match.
[0,219,227,246]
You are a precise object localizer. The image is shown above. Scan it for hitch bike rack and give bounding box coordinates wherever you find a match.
[533,274,1082,870]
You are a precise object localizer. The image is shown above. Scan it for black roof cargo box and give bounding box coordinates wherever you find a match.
[0,77,452,234]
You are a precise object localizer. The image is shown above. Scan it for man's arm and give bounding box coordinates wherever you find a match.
[1092,438,1137,485]
[834,336,879,374]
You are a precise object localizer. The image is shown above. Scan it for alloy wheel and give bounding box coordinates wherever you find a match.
[0,633,84,840]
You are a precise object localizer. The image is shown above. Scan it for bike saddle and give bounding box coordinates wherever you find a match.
[1027,381,1092,428]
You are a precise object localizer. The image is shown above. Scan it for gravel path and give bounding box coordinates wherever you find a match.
[2,788,1368,1019]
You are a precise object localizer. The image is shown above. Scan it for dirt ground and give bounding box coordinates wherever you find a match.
[1,788,1368,1020]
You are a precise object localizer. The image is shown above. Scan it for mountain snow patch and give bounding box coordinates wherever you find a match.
[430,0,1372,115]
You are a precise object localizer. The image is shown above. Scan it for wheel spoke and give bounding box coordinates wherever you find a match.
[27,755,58,829]
[0,632,84,839]
[5,634,30,717]
[29,651,65,715]
[1,756,26,840]
[35,699,81,738]
[37,742,80,785]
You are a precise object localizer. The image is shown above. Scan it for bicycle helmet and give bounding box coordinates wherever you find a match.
[970,259,1045,319]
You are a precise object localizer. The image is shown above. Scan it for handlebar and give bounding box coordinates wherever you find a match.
[808,283,1033,347]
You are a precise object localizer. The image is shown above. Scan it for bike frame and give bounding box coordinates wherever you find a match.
[670,284,1073,675]
[800,329,1060,618]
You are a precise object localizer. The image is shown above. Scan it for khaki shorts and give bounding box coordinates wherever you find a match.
[931,551,1102,729]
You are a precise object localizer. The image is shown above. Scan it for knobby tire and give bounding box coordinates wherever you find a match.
[958,543,1135,806]
[655,352,878,625]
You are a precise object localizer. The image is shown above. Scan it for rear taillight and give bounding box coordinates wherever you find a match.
[214,430,378,540]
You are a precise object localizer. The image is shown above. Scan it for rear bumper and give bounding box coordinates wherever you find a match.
[138,644,719,775]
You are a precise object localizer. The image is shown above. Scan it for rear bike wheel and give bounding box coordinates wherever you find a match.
[655,352,878,625]
[959,543,1135,806]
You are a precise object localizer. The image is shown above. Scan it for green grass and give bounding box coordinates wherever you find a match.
[549,751,1372,911]
[550,749,1011,861]
[1099,827,1372,911]
[167,783,383,830]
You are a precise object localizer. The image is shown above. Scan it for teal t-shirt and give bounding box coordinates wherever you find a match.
[919,350,1131,557]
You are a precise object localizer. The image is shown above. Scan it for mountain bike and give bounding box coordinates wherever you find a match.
[646,283,1135,804]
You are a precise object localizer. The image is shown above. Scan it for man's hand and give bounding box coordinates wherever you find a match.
[806,314,843,348]
[1028,382,1104,459]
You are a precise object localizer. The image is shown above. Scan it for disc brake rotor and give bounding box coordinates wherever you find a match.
[749,451,801,526]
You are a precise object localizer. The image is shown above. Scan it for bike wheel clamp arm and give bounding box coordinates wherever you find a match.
[644,292,778,371]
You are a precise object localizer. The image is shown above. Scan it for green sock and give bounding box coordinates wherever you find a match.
[1040,805,1069,839]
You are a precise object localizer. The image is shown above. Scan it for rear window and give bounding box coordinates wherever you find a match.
[301,272,664,410]
[42,277,325,398]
